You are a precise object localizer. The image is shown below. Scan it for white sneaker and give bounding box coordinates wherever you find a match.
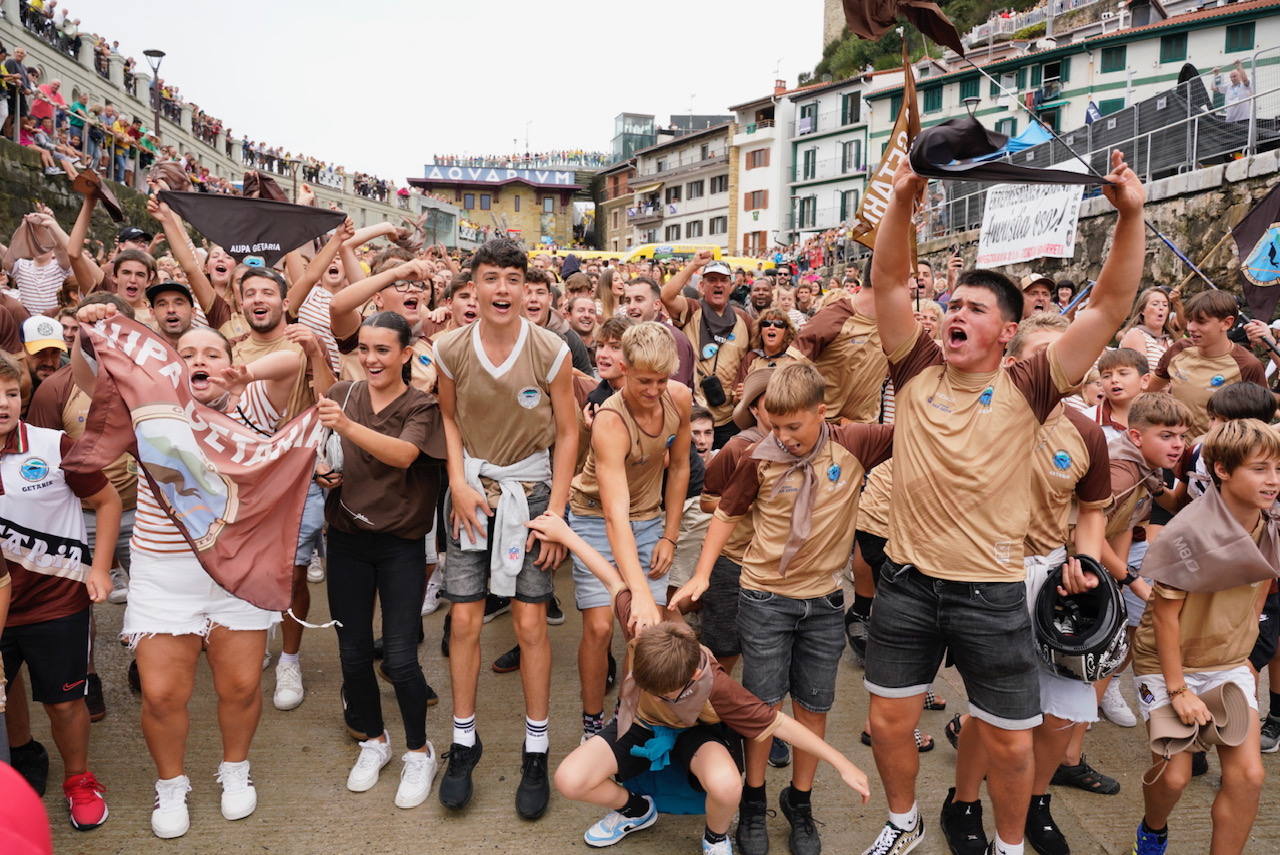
[347,734,392,792]
[107,568,129,604]
[273,659,304,711]
[1100,681,1137,727]
[421,576,442,616]
[394,744,438,808]
[151,776,191,839]
[307,552,325,583]
[216,760,257,820]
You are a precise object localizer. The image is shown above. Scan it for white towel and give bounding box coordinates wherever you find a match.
[458,449,552,597]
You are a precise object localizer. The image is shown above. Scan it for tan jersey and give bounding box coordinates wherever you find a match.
[231,332,313,423]
[1025,406,1111,557]
[717,424,893,598]
[1155,340,1265,438]
[434,318,569,504]
[674,302,749,427]
[788,298,887,423]
[857,459,893,539]
[885,328,1070,582]
[570,389,681,521]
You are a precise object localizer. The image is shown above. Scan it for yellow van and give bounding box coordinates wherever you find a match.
[624,244,723,263]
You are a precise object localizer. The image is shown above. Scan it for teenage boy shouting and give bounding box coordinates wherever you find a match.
[434,238,577,820]
[860,152,1146,855]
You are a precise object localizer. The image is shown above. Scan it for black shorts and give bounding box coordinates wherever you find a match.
[1,609,91,704]
[1249,591,1280,671]
[855,531,888,588]
[700,557,743,658]
[601,719,740,792]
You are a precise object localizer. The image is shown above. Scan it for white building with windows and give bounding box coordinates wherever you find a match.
[729,81,806,256]
[785,69,905,243]
[628,124,732,249]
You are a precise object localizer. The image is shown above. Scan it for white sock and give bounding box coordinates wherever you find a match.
[889,802,919,830]
[524,716,549,753]
[452,715,476,748]
[278,651,299,666]
[992,836,1024,855]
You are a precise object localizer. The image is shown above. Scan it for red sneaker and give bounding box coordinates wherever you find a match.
[64,772,109,830]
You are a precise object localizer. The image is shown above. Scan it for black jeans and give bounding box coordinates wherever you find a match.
[326,528,428,749]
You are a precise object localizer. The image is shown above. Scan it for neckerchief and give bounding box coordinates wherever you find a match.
[749,422,831,576]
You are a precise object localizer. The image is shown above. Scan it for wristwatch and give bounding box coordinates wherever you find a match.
[1118,570,1139,587]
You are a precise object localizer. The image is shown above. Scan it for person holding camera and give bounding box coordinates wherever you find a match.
[660,252,750,450]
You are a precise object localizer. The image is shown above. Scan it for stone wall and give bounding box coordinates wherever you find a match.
[919,149,1280,303]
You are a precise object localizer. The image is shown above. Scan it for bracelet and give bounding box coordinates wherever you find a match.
[659,535,678,547]
[1168,685,1189,698]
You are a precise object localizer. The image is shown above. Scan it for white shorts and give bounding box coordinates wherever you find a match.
[121,548,280,646]
[1133,666,1258,722]
[667,497,711,589]
[1025,549,1099,724]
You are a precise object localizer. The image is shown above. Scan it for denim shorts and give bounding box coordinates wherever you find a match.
[294,481,326,566]
[736,588,845,712]
[864,561,1042,730]
[568,511,667,610]
[441,482,555,604]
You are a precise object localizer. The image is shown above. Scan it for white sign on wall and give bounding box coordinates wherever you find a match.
[975,179,1085,269]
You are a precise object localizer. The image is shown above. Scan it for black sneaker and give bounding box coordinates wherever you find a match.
[735,796,771,855]
[515,748,550,820]
[779,786,821,855]
[1262,714,1280,753]
[769,737,792,768]
[127,659,141,694]
[85,673,106,722]
[439,736,483,810]
[1025,793,1068,855]
[940,787,987,855]
[10,739,50,796]
[546,595,565,626]
[483,594,511,623]
[492,645,521,673]
[844,608,869,663]
[1191,751,1209,777]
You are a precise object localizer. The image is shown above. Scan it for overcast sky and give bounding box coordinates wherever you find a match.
[64,0,823,181]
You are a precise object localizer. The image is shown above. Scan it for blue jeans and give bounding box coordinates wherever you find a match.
[113,153,127,181]
[568,511,666,610]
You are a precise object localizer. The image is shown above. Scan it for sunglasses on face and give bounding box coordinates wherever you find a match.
[758,319,787,330]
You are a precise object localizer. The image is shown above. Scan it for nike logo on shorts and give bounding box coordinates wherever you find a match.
[62,679,86,692]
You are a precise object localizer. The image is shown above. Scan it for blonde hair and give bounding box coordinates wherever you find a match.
[632,622,701,694]
[1202,419,1280,486]
[1006,311,1069,359]
[621,321,678,376]
[764,363,826,416]
[1129,392,1192,430]
[1123,287,1182,339]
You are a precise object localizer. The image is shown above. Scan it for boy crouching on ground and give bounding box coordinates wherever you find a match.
[528,513,869,855]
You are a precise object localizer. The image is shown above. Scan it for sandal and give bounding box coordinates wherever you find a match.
[1050,754,1120,795]
[944,714,963,749]
[923,690,947,711]
[861,729,935,753]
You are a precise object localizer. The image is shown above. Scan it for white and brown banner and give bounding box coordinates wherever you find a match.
[853,44,921,254]
[63,317,323,610]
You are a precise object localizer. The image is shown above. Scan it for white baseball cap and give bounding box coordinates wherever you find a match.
[21,315,67,354]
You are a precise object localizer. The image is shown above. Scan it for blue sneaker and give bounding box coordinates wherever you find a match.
[584,796,657,847]
[1133,822,1169,855]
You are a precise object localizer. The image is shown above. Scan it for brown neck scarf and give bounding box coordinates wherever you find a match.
[749,422,831,576]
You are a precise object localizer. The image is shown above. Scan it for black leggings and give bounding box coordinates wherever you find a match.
[326,528,428,749]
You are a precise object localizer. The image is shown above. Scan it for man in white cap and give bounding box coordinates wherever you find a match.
[20,315,67,398]
[1021,274,1055,318]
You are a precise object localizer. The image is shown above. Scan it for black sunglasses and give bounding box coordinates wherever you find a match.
[758,319,787,330]
[656,674,698,704]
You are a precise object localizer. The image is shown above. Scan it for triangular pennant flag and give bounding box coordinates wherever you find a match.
[157,191,344,266]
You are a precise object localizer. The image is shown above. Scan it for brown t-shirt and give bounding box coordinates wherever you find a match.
[716,424,894,598]
[203,294,234,331]
[1104,453,1155,540]
[571,390,682,521]
[0,302,22,354]
[614,590,780,741]
[788,299,888,423]
[1025,406,1111,556]
[26,364,138,510]
[323,381,442,540]
[700,427,765,563]
[338,332,438,397]
[857,459,894,539]
[1155,340,1265,438]
[2,428,108,626]
[673,302,750,427]
[885,327,1071,582]
[1132,520,1268,675]
[231,331,314,423]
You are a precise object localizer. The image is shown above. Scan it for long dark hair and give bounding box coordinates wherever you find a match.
[360,311,413,384]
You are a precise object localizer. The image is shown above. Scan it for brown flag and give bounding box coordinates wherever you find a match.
[843,0,966,57]
[62,316,324,611]
[853,45,921,254]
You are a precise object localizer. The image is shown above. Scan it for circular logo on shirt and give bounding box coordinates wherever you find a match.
[516,386,542,409]
[19,457,49,482]
[417,354,432,367]
[1210,374,1225,387]
[701,343,720,360]
[978,386,995,407]
[1053,450,1072,470]
[827,464,842,482]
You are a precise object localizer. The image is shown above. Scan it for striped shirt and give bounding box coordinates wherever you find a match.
[12,258,70,316]
[130,381,280,555]
[295,286,340,374]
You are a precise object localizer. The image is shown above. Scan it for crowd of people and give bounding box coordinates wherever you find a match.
[431,150,611,169]
[0,146,1278,855]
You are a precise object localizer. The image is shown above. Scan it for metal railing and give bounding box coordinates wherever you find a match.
[921,71,1280,240]
[964,0,1104,45]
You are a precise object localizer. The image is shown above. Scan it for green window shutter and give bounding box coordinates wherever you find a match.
[1016,68,1026,89]
[889,94,903,117]
[960,77,978,100]
[1159,33,1187,64]
[924,88,942,112]
[1225,22,1255,53]
[1060,56,1070,82]
[1031,64,1042,87]
[990,78,999,97]
[1100,46,1126,73]
[1098,98,1126,116]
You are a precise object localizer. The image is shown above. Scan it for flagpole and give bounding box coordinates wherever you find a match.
[1059,279,1095,314]
[1170,230,1234,296]
[958,56,1220,290]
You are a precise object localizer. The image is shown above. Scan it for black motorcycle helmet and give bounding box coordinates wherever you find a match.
[1033,555,1129,683]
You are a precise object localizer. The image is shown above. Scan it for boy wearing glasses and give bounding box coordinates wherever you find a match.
[329,256,439,391]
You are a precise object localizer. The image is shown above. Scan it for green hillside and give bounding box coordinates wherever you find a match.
[809,0,1042,81]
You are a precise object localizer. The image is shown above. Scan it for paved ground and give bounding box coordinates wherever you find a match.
[29,573,1279,855]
